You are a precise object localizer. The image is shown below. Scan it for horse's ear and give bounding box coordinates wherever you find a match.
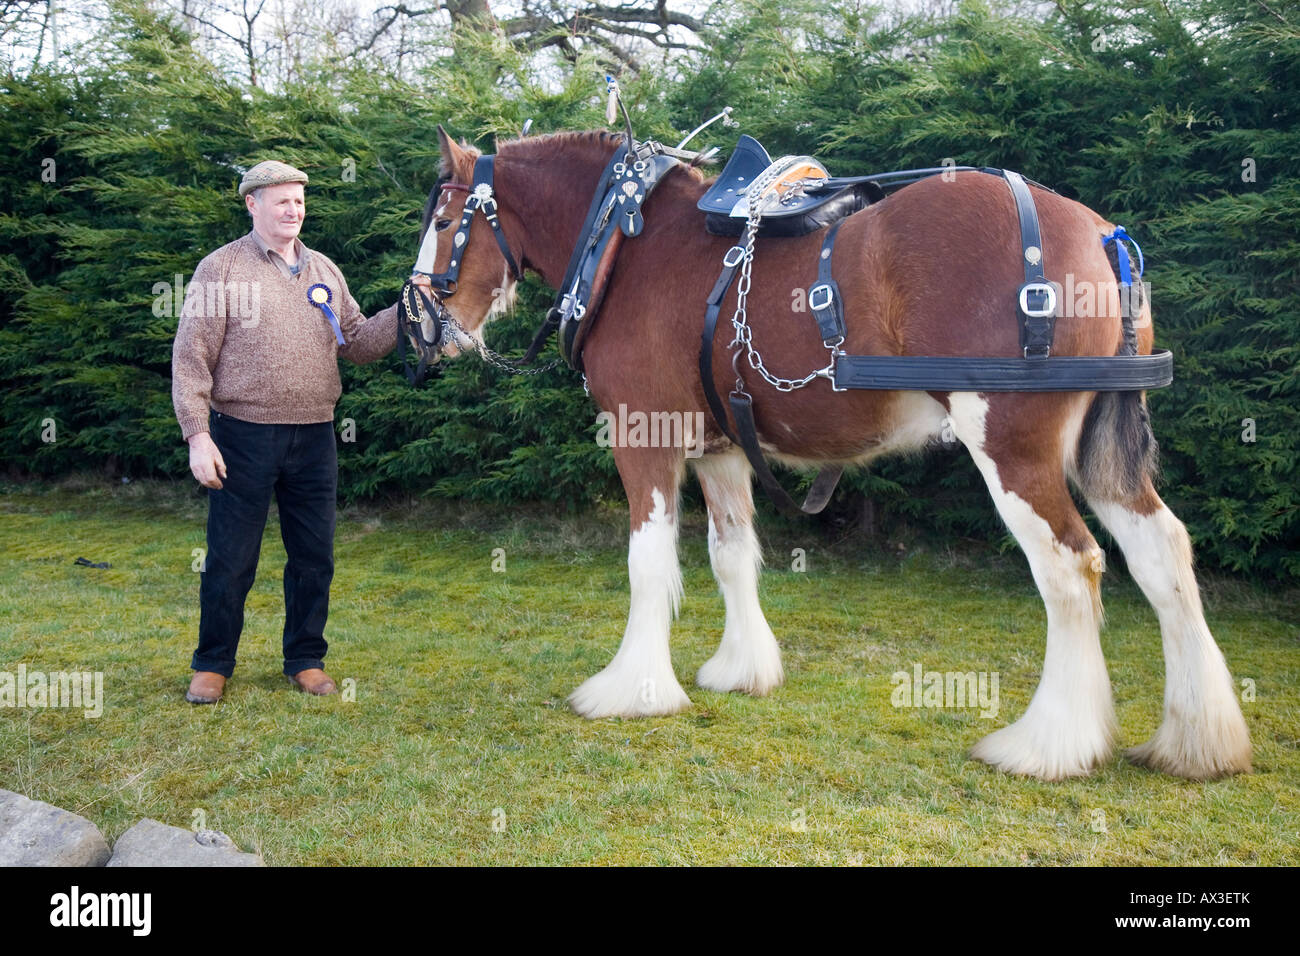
[437,124,476,182]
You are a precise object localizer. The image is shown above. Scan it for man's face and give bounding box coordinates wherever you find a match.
[246,182,305,245]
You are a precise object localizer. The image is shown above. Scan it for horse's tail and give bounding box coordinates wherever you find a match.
[1075,285,1159,503]
[1076,388,1159,503]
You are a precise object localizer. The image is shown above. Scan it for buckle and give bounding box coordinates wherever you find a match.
[808,283,834,313]
[558,293,585,322]
[1018,282,1057,318]
[722,245,746,268]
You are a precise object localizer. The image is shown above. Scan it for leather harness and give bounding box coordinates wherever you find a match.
[525,147,679,371]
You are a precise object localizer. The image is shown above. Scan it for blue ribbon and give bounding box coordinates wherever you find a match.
[307,283,346,345]
[1102,225,1144,286]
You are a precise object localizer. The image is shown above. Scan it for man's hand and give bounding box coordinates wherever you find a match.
[188,431,227,489]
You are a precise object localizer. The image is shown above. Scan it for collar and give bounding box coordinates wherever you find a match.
[248,228,310,271]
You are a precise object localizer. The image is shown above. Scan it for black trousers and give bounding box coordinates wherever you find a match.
[191,411,337,678]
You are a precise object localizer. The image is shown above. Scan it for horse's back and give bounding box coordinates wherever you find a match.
[845,171,1132,361]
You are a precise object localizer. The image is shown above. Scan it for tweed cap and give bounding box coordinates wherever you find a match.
[238,160,309,198]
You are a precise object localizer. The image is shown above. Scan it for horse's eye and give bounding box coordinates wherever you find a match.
[435,219,453,232]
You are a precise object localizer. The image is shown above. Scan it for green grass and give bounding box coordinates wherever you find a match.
[1,477,1297,865]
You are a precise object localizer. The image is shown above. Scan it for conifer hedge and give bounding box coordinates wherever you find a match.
[1,0,1295,579]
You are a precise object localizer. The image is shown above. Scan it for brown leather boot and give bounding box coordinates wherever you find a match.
[186,671,226,704]
[287,668,338,696]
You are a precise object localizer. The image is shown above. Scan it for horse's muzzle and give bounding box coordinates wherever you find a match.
[398,278,450,385]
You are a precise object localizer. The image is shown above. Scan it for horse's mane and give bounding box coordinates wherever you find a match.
[498,129,708,184]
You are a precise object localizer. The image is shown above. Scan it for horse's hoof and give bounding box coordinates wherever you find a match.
[695,644,784,697]
[1125,716,1251,780]
[971,714,1114,781]
[568,662,691,719]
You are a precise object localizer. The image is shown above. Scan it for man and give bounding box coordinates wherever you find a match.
[173,159,399,704]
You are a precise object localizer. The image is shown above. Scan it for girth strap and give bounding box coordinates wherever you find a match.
[729,393,845,516]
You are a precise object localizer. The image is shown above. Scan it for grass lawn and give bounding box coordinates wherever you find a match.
[1,476,1296,865]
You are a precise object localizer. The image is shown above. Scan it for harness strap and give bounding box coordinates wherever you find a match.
[566,229,626,368]
[729,393,844,516]
[553,152,678,370]
[559,188,626,370]
[833,351,1173,391]
[417,155,523,294]
[472,155,524,284]
[525,149,628,363]
[808,221,846,343]
[699,246,744,443]
[1002,170,1057,358]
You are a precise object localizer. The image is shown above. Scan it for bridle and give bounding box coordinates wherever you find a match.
[398,154,529,385]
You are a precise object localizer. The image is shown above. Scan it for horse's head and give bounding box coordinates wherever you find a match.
[403,126,523,372]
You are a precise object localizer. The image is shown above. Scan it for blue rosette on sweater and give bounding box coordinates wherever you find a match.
[307,283,346,345]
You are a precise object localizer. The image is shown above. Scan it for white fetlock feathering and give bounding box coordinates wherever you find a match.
[694,452,783,696]
[569,488,691,718]
[949,394,1115,780]
[1090,499,1251,779]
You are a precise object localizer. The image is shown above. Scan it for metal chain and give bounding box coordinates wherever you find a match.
[405,282,561,376]
[441,312,562,376]
[727,208,835,394]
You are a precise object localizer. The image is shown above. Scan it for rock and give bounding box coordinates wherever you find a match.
[106,819,263,867]
[0,789,111,866]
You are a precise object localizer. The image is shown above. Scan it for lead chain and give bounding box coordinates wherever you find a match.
[408,283,560,376]
[442,314,562,375]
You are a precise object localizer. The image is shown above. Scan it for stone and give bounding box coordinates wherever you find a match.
[106,819,264,867]
[0,789,111,866]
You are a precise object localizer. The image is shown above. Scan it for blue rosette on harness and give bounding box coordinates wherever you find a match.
[1101,226,1145,354]
[1102,225,1144,286]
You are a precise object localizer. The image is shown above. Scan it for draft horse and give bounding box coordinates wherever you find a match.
[409,125,1251,781]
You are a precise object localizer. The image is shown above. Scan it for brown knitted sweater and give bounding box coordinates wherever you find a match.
[171,231,399,440]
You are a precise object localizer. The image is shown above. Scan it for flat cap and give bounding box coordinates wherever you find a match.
[238,160,309,198]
